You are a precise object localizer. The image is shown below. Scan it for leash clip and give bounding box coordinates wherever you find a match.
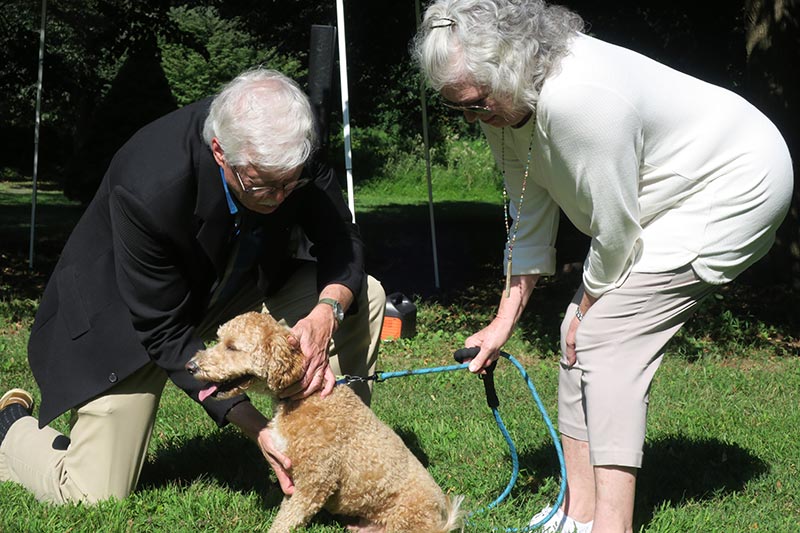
[336,374,381,386]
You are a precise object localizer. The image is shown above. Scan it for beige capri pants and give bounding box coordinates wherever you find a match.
[557,264,716,468]
[0,262,385,504]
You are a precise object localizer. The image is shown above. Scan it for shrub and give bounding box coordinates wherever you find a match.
[160,6,305,106]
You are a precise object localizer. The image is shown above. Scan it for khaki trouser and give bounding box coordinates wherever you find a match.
[0,265,385,503]
[557,264,715,468]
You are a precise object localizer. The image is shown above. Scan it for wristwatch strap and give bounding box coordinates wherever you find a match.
[318,297,344,325]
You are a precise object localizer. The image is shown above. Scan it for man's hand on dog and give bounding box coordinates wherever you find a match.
[255,426,295,495]
[226,401,295,495]
[281,308,337,400]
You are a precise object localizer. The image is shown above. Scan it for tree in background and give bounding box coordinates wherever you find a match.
[159,5,304,107]
[0,0,40,179]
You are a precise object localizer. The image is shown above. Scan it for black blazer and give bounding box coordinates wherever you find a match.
[28,99,365,427]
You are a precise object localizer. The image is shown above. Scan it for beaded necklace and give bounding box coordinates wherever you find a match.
[501,113,537,297]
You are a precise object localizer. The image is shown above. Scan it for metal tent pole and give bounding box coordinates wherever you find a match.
[414,0,441,288]
[29,0,47,269]
[335,0,356,222]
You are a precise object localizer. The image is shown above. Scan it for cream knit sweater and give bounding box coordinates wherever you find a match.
[483,33,793,297]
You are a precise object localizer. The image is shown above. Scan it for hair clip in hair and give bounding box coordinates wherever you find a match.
[431,17,456,29]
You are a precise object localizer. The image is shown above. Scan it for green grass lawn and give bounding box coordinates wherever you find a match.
[1,179,798,532]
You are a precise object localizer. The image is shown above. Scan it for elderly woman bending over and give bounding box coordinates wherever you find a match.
[413,1,793,532]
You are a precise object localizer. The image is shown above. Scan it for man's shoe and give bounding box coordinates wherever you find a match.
[529,505,593,533]
[0,388,34,413]
[0,388,35,445]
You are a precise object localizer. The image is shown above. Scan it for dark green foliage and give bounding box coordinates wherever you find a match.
[159,5,306,107]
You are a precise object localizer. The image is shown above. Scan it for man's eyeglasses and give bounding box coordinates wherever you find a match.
[232,166,311,196]
[441,100,493,115]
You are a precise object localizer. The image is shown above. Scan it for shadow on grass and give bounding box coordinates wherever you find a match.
[138,429,282,506]
[393,427,432,467]
[357,201,507,300]
[515,434,768,530]
[138,429,349,528]
[358,201,590,302]
[636,436,769,527]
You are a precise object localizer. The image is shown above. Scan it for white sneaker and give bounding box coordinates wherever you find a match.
[528,505,593,532]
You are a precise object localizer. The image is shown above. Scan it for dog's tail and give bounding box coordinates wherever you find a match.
[438,493,466,532]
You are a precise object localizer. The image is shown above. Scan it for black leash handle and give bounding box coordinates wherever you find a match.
[454,347,500,409]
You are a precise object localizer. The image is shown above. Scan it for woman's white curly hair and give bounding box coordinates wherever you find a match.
[412,0,584,110]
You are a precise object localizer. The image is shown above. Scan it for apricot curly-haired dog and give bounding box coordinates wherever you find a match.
[186,311,464,533]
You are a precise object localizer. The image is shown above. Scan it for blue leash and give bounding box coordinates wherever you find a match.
[337,349,567,531]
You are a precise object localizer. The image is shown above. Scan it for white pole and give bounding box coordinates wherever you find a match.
[335,0,356,222]
[29,0,47,269]
[414,0,441,288]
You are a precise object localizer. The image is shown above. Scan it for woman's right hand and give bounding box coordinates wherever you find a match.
[465,273,539,373]
[464,315,515,373]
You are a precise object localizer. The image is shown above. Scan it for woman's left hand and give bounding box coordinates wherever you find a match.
[566,292,598,367]
[565,315,580,366]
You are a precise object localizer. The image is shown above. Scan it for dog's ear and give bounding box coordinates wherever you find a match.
[261,332,305,393]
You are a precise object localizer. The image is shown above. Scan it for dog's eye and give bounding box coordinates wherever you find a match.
[225,342,238,351]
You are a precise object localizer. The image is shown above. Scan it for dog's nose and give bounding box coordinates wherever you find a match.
[186,360,199,375]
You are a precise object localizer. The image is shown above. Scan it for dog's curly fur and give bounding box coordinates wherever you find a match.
[187,311,464,533]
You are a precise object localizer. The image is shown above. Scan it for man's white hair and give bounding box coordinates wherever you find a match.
[203,68,316,172]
